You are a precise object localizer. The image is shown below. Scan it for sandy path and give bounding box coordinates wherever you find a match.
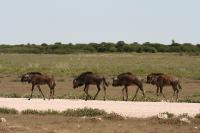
[0,98,200,118]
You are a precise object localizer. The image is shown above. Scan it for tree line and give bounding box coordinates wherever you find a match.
[0,41,200,54]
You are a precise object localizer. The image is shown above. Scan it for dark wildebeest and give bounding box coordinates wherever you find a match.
[147,73,182,100]
[21,72,56,100]
[112,72,146,101]
[73,72,109,101]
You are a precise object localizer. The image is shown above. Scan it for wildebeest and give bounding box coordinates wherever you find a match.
[112,72,146,101]
[147,73,182,100]
[21,72,56,100]
[73,72,109,101]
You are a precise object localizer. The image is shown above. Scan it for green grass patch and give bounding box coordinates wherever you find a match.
[0,107,19,114]
[20,108,124,120]
[21,109,60,115]
[61,108,107,117]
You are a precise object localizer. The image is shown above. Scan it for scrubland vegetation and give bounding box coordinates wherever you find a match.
[0,107,200,133]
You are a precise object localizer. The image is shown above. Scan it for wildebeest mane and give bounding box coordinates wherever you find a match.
[117,72,133,78]
[27,72,42,75]
[77,71,93,79]
[149,73,164,76]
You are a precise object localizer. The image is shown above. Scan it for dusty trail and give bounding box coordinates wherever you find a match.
[0,98,200,118]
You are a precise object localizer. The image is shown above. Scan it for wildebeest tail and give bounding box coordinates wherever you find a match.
[102,77,109,87]
[51,76,56,89]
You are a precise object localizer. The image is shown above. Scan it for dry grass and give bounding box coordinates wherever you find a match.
[0,114,200,133]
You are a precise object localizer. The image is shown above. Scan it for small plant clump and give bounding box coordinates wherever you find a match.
[195,113,200,119]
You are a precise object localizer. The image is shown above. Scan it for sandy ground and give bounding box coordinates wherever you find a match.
[0,98,200,118]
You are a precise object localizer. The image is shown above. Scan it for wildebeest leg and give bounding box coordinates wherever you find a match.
[140,87,146,99]
[93,85,101,100]
[176,86,179,101]
[49,89,53,100]
[37,85,45,100]
[84,85,89,101]
[125,86,128,101]
[52,88,55,99]
[160,86,166,99]
[103,86,107,101]
[156,85,159,96]
[132,88,139,101]
[28,84,35,100]
[122,87,125,101]
[47,83,54,100]
[171,85,176,101]
[173,89,176,97]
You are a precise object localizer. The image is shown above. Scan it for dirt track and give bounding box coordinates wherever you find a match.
[0,98,200,118]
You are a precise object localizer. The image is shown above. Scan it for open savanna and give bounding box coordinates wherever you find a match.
[0,53,200,102]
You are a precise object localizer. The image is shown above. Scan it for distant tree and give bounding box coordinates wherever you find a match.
[136,47,143,53]
[41,43,48,46]
[116,41,126,52]
[172,40,175,45]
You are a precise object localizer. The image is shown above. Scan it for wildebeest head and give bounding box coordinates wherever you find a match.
[112,77,120,86]
[21,72,42,83]
[21,74,32,83]
[146,75,152,84]
[73,78,84,89]
[147,73,164,84]
[147,75,159,85]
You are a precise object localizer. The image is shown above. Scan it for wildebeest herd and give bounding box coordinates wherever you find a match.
[21,71,182,101]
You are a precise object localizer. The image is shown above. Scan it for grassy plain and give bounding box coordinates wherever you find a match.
[0,53,200,102]
[0,53,199,78]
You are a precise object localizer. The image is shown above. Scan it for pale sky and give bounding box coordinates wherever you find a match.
[0,0,199,44]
